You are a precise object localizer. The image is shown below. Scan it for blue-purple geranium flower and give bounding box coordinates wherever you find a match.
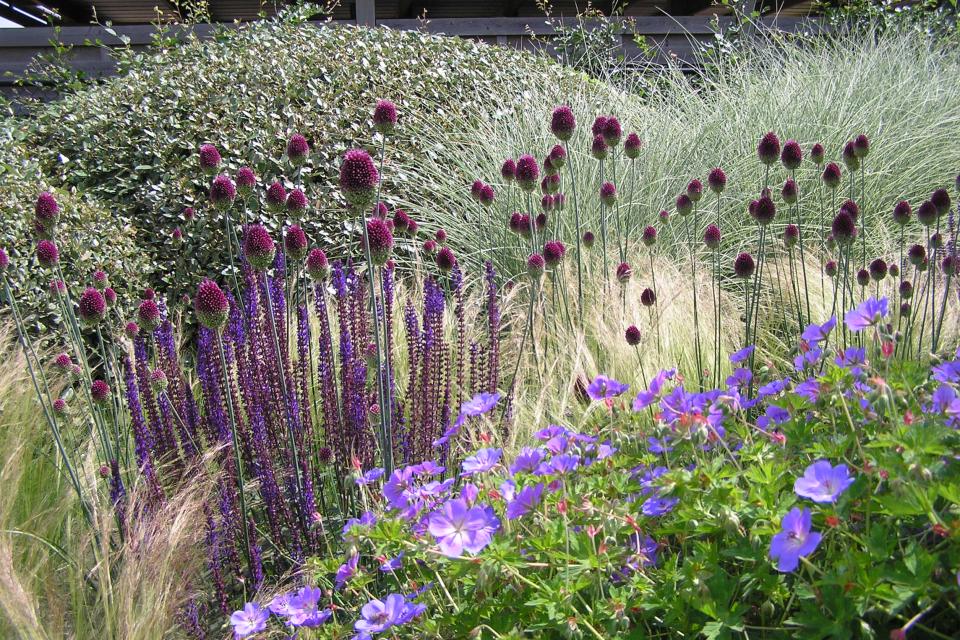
[506,483,545,520]
[461,448,502,476]
[769,507,822,572]
[230,603,269,638]
[794,460,855,503]
[586,374,629,401]
[844,297,888,332]
[427,498,500,557]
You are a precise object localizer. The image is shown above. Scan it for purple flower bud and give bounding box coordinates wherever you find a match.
[527,253,545,279]
[676,193,693,216]
[54,353,72,370]
[908,244,926,266]
[392,209,411,234]
[931,232,944,250]
[869,258,887,281]
[624,133,642,159]
[822,162,842,189]
[35,192,60,223]
[535,212,547,230]
[590,134,609,161]
[782,223,799,248]
[899,279,913,299]
[125,321,140,338]
[183,206,195,222]
[734,252,755,278]
[150,368,168,392]
[757,132,781,165]
[287,188,308,215]
[900,301,912,317]
[892,200,911,225]
[104,288,116,307]
[78,287,106,326]
[265,181,287,212]
[853,134,870,158]
[53,397,67,415]
[824,260,838,277]
[209,174,236,209]
[306,248,330,281]
[501,158,517,182]
[616,261,631,284]
[600,181,618,206]
[543,240,566,268]
[751,195,776,226]
[243,224,276,271]
[810,143,825,165]
[199,144,221,174]
[373,99,398,134]
[340,149,380,210]
[138,299,161,331]
[704,224,721,249]
[286,133,310,165]
[551,105,576,141]
[582,231,595,249]
[92,270,108,290]
[842,141,860,171]
[659,209,670,223]
[602,116,622,147]
[90,379,111,405]
[549,144,567,168]
[917,200,938,226]
[541,174,560,195]
[707,167,727,194]
[686,179,703,202]
[236,166,256,195]
[36,240,59,268]
[642,225,657,247]
[542,156,557,176]
[625,325,641,346]
[591,116,608,137]
[318,447,333,465]
[840,199,859,220]
[781,139,803,170]
[831,211,857,244]
[143,288,155,300]
[366,218,394,266]
[931,188,951,217]
[541,194,554,211]
[436,246,457,272]
[194,279,230,331]
[435,228,447,245]
[553,193,565,210]
[423,239,437,255]
[284,225,308,261]
[470,179,484,201]
[781,178,798,204]
[515,155,540,192]
[856,268,870,287]
[172,227,183,242]
[889,263,900,278]
[0,248,8,272]
[640,287,657,306]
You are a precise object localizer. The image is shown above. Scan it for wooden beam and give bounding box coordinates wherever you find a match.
[355,0,375,25]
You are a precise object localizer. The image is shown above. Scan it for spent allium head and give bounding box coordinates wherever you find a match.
[243,224,276,271]
[501,158,516,182]
[782,178,798,204]
[209,174,236,209]
[600,181,618,206]
[642,225,657,247]
[515,155,540,192]
[602,116,622,146]
[676,193,693,216]
[306,248,330,281]
[591,134,609,161]
[199,144,221,174]
[35,192,60,223]
[423,239,437,254]
[869,258,887,281]
[235,166,256,195]
[842,141,860,170]
[582,231,595,248]
[372,99,398,134]
[616,261,632,284]
[549,144,567,168]
[0,248,8,272]
[856,268,870,287]
[624,132,642,159]
[917,200,938,226]
[908,243,926,265]
[822,162,842,189]
[526,253,545,279]
[366,218,394,266]
[853,134,870,158]
[931,188,951,217]
[137,299,161,331]
[734,252,755,278]
[265,181,287,212]
[284,225,308,261]
[195,279,230,331]
[832,211,857,244]
[704,224,721,249]
[550,105,576,141]
[78,287,106,325]
[757,132,781,165]
[286,188,308,215]
[90,379,110,405]
[625,325,641,346]
[781,139,803,170]
[892,200,912,225]
[640,287,657,306]
[104,287,116,307]
[436,246,457,272]
[752,195,776,226]
[340,149,380,210]
[687,179,704,202]
[286,133,310,165]
[543,240,566,268]
[783,223,799,248]
[36,240,59,268]
[810,143,825,165]
[824,260,838,277]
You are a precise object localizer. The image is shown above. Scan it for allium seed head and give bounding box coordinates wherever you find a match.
[138,299,160,331]
[659,209,670,223]
[550,105,576,141]
[243,224,276,271]
[286,188,308,215]
[287,133,310,165]
[869,258,887,281]
[624,133,642,159]
[436,246,457,272]
[78,287,106,326]
[515,155,540,192]
[780,139,803,170]
[582,231,595,248]
[340,149,380,210]
[704,224,721,249]
[306,248,330,281]
[553,193,566,210]
[734,252,755,278]
[527,253,545,279]
[892,200,912,225]
[600,181,618,206]
[508,212,522,235]
[916,200,938,226]
[236,166,256,195]
[36,240,59,268]
[687,179,704,202]
[590,134,609,161]
[150,368,168,392]
[640,287,657,306]
[365,218,394,266]
[757,132,781,165]
[781,178,798,204]
[194,279,230,331]
[625,325,641,346]
[615,261,632,284]
[284,225,308,261]
[199,144,221,173]
[90,379,110,405]
[543,240,566,268]
[642,225,657,247]
[209,174,236,209]
[35,192,60,222]
[602,116,622,147]
[372,99,398,134]
[810,143,825,165]
[822,162,842,189]
[853,134,870,158]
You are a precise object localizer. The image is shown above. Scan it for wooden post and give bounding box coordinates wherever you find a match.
[356,0,376,26]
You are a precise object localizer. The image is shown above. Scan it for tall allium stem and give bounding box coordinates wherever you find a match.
[793,171,811,323]
[688,210,703,390]
[502,278,539,422]
[599,159,609,294]
[933,269,952,355]
[860,164,866,270]
[917,228,933,354]
[611,148,625,263]
[564,141,584,324]
[649,251,661,358]
[215,333,252,573]
[713,246,721,388]
[747,226,767,380]
[786,249,803,334]
[224,209,244,313]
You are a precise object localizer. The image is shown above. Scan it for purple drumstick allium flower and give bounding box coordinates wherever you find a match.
[625,325,641,346]
[423,239,437,255]
[138,299,161,332]
[640,287,656,306]
[624,132,642,159]
[124,321,139,338]
[35,192,60,222]
[704,224,721,249]
[515,154,540,192]
[198,144,221,174]
[687,178,703,202]
[892,200,911,225]
[235,166,256,195]
[230,602,268,638]
[591,134,608,161]
[527,253,545,279]
[757,132,781,165]
[428,498,499,557]
[734,252,755,279]
[0,248,8,272]
[794,460,855,503]
[340,149,380,210]
[916,200,938,227]
[92,270,108,290]
[471,179,485,199]
[373,99,398,134]
[707,167,727,194]
[36,240,59,268]
[845,296,889,332]
[752,195,776,225]
[306,248,330,281]
[78,287,106,325]
[600,181,618,206]
[810,142,825,165]
[642,225,657,246]
[783,224,799,248]
[869,258,887,281]
[616,261,631,284]
[501,158,517,181]
[462,448,502,476]
[479,183,495,206]
[591,115,607,136]
[769,507,822,572]
[543,240,566,268]
[243,224,276,271]
[541,173,560,194]
[49,280,65,297]
[782,178,798,204]
[90,379,110,405]
[550,105,576,140]
[842,141,860,170]
[822,162,842,189]
[586,374,629,401]
[53,397,68,415]
[943,255,958,276]
[365,218,394,266]
[53,353,72,370]
[284,225,308,261]
[209,174,236,209]
[931,187,951,217]
[602,116,622,146]
[195,279,230,331]
[393,209,411,234]
[506,483,544,520]
[832,211,857,244]
[582,230,595,248]
[781,139,803,170]
[265,181,287,212]
[675,193,693,216]
[435,228,447,244]
[853,133,870,158]
[286,132,310,165]
[436,246,457,273]
[286,188,308,215]
[549,144,567,168]
[899,279,913,299]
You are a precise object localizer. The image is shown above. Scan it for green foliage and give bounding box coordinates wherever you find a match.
[820,0,960,43]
